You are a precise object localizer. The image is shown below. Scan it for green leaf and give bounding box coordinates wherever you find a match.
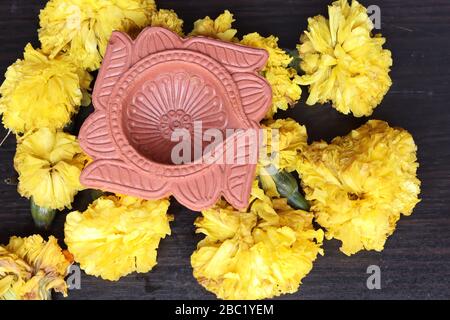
[265,165,310,211]
[285,48,302,72]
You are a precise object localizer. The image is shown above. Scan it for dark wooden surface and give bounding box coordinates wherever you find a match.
[0,0,449,300]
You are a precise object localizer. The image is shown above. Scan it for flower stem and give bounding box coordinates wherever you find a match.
[31,198,56,229]
[0,129,11,148]
[90,189,104,201]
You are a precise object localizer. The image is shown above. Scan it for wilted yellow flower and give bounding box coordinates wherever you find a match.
[14,128,88,210]
[297,120,421,255]
[241,33,302,118]
[258,119,308,197]
[0,235,71,300]
[189,10,237,42]
[150,9,184,36]
[65,195,172,281]
[0,44,92,134]
[191,184,323,300]
[297,0,392,117]
[39,0,156,71]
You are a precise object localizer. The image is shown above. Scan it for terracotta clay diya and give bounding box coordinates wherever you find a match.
[79,27,272,211]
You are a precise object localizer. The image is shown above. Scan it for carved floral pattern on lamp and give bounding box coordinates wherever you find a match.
[78,27,272,211]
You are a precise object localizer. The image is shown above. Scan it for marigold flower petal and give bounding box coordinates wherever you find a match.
[297,0,392,116]
[0,235,71,300]
[0,44,92,133]
[241,33,302,118]
[297,120,421,255]
[64,195,172,281]
[150,9,184,35]
[258,118,308,197]
[14,128,87,210]
[189,10,237,42]
[191,184,323,300]
[39,0,156,71]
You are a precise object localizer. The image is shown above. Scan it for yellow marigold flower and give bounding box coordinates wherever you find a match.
[241,33,302,118]
[297,0,392,117]
[65,195,172,281]
[258,119,308,197]
[264,67,302,118]
[191,184,323,300]
[39,0,156,71]
[241,33,292,68]
[260,118,308,172]
[297,120,421,255]
[150,9,184,36]
[189,10,237,42]
[14,128,88,210]
[0,235,71,300]
[0,44,92,134]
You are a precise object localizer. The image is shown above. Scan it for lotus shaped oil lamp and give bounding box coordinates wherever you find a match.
[79,27,271,211]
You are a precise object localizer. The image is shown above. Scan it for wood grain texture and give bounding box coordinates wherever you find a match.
[0,0,449,300]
